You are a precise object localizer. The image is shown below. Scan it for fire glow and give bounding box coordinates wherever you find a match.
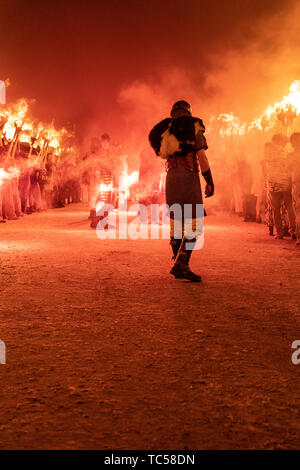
[99,183,113,192]
[0,96,68,173]
[216,80,300,136]
[120,169,139,192]
[0,166,20,187]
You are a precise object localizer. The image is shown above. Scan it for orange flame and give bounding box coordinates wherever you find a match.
[0,94,68,158]
[120,169,139,188]
[0,166,20,186]
[216,80,300,137]
[99,183,113,192]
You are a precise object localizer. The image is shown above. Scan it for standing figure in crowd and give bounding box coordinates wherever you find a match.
[261,143,275,235]
[289,132,300,246]
[1,151,19,220]
[17,153,31,214]
[231,157,254,220]
[138,147,164,224]
[0,176,5,222]
[149,100,214,282]
[29,167,42,212]
[264,133,295,239]
[82,134,115,229]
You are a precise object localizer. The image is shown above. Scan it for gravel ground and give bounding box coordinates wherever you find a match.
[0,203,300,450]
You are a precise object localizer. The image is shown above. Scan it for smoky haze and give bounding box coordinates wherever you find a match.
[0,0,299,157]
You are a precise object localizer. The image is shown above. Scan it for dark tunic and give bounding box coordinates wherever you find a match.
[166,167,202,206]
[166,159,203,219]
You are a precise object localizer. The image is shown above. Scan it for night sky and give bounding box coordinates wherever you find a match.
[0,0,298,144]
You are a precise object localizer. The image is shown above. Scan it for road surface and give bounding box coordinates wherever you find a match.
[0,203,300,449]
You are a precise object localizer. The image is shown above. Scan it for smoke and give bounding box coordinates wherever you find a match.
[118,2,300,126]
[116,0,300,200]
[205,2,300,120]
[3,0,299,196]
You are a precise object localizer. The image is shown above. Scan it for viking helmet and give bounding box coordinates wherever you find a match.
[170,100,192,118]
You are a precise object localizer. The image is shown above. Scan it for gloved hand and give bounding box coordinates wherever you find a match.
[202,168,214,198]
[205,184,214,198]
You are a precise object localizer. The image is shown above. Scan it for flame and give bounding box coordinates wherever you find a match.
[7,166,20,178]
[0,93,68,158]
[217,113,246,136]
[118,167,139,200]
[3,120,16,141]
[216,80,300,137]
[19,122,34,143]
[1,98,29,141]
[0,166,20,186]
[120,169,139,188]
[0,168,9,186]
[249,80,300,131]
[99,183,113,192]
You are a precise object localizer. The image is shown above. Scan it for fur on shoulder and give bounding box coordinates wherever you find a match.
[193,117,206,132]
[193,117,208,151]
[149,116,207,159]
[149,118,171,156]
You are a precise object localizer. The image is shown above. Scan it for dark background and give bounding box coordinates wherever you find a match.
[0,0,298,144]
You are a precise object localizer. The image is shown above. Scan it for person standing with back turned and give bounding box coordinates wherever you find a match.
[149,100,214,282]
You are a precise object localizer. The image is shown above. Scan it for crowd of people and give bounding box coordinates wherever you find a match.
[229,132,300,246]
[0,132,127,227]
[1,117,299,248]
[0,142,81,223]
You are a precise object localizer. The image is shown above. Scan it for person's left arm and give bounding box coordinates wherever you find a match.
[196,149,214,198]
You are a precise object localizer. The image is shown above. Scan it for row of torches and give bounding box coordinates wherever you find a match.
[0,96,139,195]
[1,80,300,186]
[215,80,300,137]
[0,98,66,185]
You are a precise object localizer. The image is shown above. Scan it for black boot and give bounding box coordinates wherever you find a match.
[89,209,96,220]
[90,209,100,229]
[170,238,183,278]
[170,238,182,259]
[170,238,202,282]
